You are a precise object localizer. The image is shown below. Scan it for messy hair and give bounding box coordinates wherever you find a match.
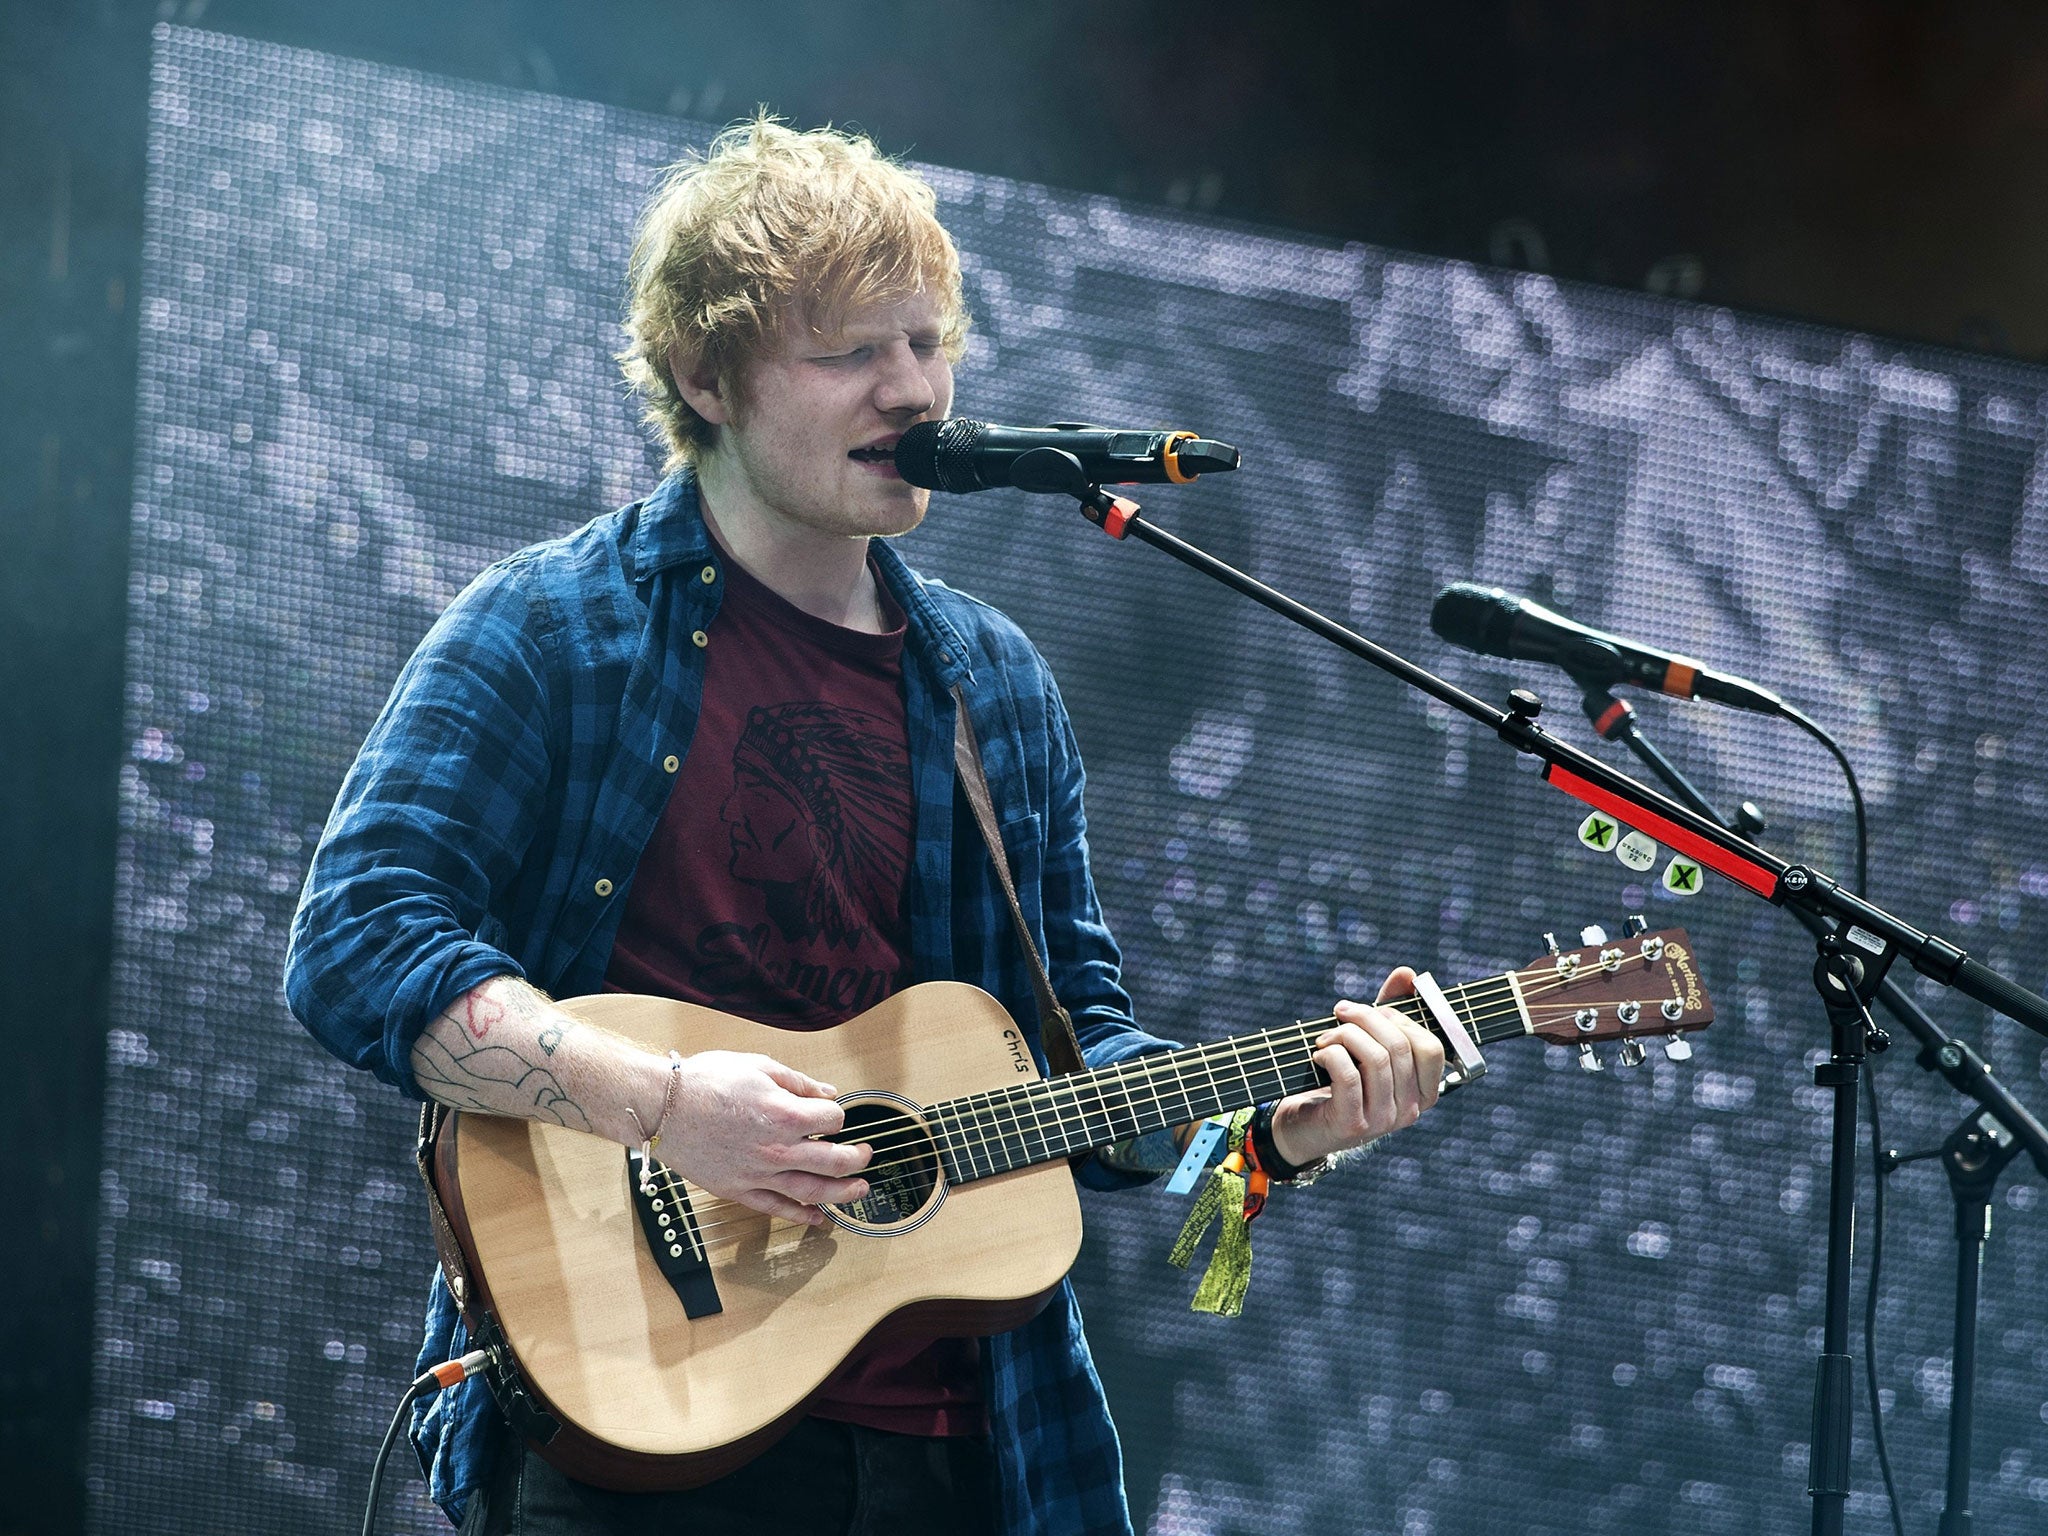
[617,112,971,471]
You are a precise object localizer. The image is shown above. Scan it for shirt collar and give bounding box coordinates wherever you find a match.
[624,469,715,580]
[626,469,974,689]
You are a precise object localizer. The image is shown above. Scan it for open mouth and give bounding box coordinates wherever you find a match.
[848,441,898,464]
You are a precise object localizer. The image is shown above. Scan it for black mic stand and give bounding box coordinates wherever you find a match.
[1005,448,2048,1536]
[1578,684,2048,1536]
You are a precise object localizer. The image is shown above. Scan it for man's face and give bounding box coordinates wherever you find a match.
[706,291,954,541]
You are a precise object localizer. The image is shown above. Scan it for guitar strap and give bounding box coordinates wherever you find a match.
[415,1101,471,1309]
[411,684,1089,1351]
[950,684,1087,1080]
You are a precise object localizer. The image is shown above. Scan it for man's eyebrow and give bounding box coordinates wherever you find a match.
[809,318,939,349]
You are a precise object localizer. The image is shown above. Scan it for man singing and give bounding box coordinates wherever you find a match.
[286,115,1444,1536]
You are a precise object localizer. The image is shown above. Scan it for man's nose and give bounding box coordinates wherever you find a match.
[873,343,938,415]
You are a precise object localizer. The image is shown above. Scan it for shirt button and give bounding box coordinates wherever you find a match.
[662,754,679,773]
[593,878,614,898]
[692,629,709,648]
[700,564,717,584]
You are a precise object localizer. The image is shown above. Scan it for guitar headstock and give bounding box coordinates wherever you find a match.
[1518,921,1714,1071]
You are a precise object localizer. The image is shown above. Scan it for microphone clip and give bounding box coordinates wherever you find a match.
[1012,448,1143,539]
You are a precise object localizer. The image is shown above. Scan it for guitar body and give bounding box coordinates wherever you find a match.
[432,982,1081,1490]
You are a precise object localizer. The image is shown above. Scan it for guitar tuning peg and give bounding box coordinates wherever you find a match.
[1543,932,1561,956]
[1576,1041,1605,1073]
[1617,1038,1646,1068]
[1662,1032,1694,1062]
[1579,924,1608,946]
[1622,913,1649,937]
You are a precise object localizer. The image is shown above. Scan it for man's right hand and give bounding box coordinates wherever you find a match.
[660,1050,871,1225]
[409,976,870,1227]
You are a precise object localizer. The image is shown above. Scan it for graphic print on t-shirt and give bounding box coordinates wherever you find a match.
[719,701,909,949]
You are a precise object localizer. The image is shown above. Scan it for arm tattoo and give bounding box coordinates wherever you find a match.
[413,982,593,1133]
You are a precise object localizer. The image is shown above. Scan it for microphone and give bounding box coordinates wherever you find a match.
[893,419,1240,494]
[1430,582,1785,716]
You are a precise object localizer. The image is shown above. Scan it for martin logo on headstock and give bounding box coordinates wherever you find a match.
[1514,915,1713,1075]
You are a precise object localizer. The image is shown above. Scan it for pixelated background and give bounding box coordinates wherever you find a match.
[94,26,2048,1534]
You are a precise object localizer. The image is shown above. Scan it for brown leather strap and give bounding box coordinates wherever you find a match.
[415,1101,478,1320]
[951,685,1085,1079]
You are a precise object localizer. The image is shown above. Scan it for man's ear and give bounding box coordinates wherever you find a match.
[669,343,732,427]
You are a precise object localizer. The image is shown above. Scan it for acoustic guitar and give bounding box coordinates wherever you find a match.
[423,922,1713,1489]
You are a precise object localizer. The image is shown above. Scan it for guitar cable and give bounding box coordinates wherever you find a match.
[360,1348,489,1536]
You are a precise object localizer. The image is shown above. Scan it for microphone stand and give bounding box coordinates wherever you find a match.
[1007,449,2048,1536]
[1577,686,2048,1536]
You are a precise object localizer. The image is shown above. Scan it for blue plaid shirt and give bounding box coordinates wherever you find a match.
[284,470,1177,1534]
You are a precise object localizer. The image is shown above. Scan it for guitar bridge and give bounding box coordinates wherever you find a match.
[626,1150,722,1319]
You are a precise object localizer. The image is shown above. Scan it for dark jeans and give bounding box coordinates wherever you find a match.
[468,1417,1000,1536]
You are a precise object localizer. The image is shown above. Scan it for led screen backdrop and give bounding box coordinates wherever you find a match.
[97,25,2048,1534]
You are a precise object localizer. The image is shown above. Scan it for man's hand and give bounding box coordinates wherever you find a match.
[1267,967,1444,1168]
[661,1051,871,1226]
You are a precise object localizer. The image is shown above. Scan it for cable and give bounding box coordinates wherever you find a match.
[1864,1064,1906,1536]
[362,1349,488,1536]
[1782,701,1902,1536]
[1778,702,1867,897]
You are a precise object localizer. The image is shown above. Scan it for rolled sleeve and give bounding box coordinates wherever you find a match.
[284,561,557,1098]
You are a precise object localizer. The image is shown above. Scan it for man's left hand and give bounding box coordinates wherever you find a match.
[1268,967,1444,1168]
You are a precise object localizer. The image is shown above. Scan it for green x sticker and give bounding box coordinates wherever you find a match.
[1662,857,1704,895]
[1578,812,1619,851]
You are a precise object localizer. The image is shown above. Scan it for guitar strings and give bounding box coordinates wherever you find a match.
[659,956,1676,1243]
[664,953,1674,1242]
[806,953,1668,1165]
[644,954,1690,1249]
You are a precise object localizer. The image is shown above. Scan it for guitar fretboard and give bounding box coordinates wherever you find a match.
[924,972,1528,1184]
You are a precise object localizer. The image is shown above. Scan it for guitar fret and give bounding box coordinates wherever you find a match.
[930,1105,973,1184]
[1021,1078,1071,1164]
[998,1087,1035,1171]
[974,1089,1013,1176]
[1227,1032,1281,1106]
[1446,981,1487,1046]
[1262,1031,1295,1102]
[1097,1073,1130,1163]
[1036,1079,1076,1161]
[1279,1025,1323,1098]
[942,1097,985,1182]
[1069,1071,1112,1153]
[1179,1056,1204,1138]
[1113,1061,1153,1142]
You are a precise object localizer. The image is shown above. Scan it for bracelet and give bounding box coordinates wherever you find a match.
[625,1050,684,1192]
[1249,1102,1334,1186]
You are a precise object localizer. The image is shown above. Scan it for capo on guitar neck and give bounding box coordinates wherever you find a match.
[1410,970,1488,1088]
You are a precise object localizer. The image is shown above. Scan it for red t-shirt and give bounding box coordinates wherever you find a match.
[603,545,984,1437]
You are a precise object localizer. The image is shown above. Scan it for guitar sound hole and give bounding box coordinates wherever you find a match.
[828,1098,943,1232]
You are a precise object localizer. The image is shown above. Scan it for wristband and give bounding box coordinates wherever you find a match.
[1249,1101,1333,1186]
